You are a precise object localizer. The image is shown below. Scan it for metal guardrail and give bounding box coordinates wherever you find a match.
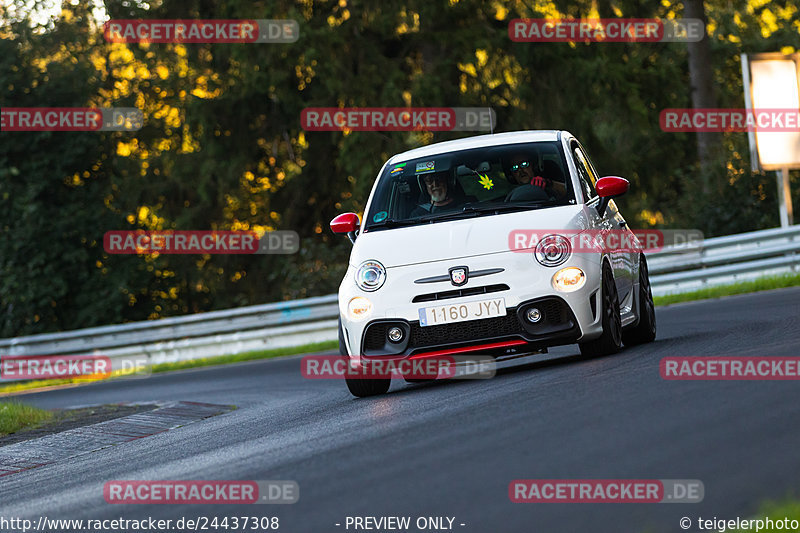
[1,225,798,379]
[648,225,800,296]
[0,295,340,378]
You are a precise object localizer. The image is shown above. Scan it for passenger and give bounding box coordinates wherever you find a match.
[504,154,567,201]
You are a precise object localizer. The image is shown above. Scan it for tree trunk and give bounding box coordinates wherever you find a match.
[684,0,723,193]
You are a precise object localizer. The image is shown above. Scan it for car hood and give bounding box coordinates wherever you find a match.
[350,205,593,268]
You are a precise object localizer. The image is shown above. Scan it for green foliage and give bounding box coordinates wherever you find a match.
[2,0,799,336]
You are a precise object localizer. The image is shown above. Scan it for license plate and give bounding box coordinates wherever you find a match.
[419,298,506,327]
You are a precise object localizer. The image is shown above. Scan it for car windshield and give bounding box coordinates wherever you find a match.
[363,141,574,232]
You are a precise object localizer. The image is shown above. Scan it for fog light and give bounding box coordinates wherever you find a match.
[552,267,586,292]
[525,308,542,323]
[387,327,404,343]
[347,296,373,320]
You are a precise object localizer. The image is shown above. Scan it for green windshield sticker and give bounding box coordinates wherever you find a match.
[373,211,388,222]
[415,161,435,174]
[390,163,406,174]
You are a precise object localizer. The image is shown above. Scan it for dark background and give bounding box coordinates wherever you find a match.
[1,0,798,336]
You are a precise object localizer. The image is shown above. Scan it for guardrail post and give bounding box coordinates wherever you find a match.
[778,167,794,228]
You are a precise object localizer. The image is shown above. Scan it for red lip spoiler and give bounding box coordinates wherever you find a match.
[409,339,528,359]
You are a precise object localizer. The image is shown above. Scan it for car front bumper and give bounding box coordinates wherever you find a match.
[339,249,605,361]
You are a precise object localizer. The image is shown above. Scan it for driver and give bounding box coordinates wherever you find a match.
[410,171,464,217]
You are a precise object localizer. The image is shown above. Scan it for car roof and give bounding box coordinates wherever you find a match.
[387,130,570,164]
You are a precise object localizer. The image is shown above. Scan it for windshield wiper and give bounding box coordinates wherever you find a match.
[367,211,480,229]
[458,201,560,214]
[367,218,423,230]
[412,210,483,223]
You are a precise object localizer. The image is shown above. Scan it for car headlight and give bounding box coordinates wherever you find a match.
[552,267,586,292]
[355,260,386,292]
[347,297,373,320]
[535,235,571,267]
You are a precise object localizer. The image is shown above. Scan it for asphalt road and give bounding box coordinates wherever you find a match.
[2,287,800,533]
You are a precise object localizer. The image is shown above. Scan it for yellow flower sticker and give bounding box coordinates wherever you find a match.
[478,173,494,190]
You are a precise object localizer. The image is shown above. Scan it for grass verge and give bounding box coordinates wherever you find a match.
[0,340,338,396]
[654,272,800,307]
[731,498,800,531]
[0,402,53,436]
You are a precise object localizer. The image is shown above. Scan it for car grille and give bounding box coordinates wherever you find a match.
[411,284,510,303]
[361,297,575,355]
[410,311,523,349]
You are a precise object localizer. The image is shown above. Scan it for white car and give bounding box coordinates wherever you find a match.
[330,130,656,397]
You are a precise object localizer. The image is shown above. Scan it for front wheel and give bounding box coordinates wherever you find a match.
[622,254,657,346]
[579,264,623,358]
[345,375,391,397]
[339,318,390,397]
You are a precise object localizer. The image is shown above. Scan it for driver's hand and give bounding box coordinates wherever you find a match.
[530,175,548,189]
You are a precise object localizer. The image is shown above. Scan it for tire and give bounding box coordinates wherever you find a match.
[622,254,657,346]
[579,263,623,358]
[346,374,391,397]
[339,318,390,397]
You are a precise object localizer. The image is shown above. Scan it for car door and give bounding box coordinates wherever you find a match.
[570,142,635,306]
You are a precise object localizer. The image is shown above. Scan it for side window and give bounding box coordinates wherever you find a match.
[571,146,597,202]
[579,147,602,187]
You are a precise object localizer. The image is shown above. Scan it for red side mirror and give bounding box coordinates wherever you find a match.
[596,176,629,198]
[330,213,360,234]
